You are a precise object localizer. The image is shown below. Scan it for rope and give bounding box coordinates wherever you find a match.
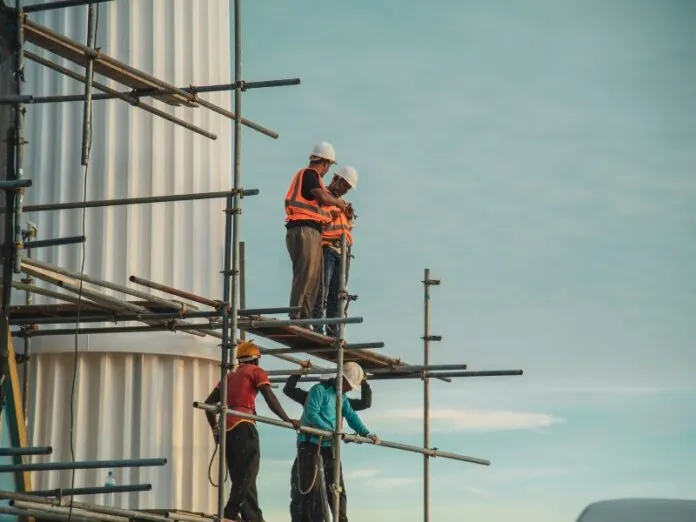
[297,438,322,496]
[208,435,229,487]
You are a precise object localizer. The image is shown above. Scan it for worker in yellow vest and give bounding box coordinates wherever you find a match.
[285,142,348,323]
[311,166,358,337]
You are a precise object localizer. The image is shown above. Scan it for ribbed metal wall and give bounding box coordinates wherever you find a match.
[18,0,233,512]
[28,352,222,511]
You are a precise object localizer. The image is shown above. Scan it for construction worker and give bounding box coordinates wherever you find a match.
[311,166,358,337]
[296,362,379,522]
[285,142,348,324]
[203,341,301,522]
[283,362,372,522]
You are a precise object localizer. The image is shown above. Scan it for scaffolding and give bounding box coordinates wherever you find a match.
[0,1,524,521]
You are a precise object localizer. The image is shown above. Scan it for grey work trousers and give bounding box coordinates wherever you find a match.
[286,226,323,320]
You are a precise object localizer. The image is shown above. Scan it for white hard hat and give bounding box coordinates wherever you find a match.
[341,362,364,390]
[336,165,358,189]
[310,142,336,164]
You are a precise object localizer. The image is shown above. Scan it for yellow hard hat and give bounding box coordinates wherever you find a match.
[236,341,260,360]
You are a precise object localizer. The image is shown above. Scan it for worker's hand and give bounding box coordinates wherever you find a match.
[289,419,302,432]
[367,433,380,445]
[345,203,355,219]
[300,359,312,370]
[335,199,347,212]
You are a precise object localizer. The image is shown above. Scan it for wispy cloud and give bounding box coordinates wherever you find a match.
[460,486,495,498]
[376,477,421,490]
[492,467,571,480]
[363,408,562,432]
[344,468,381,480]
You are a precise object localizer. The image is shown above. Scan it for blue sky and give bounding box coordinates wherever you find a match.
[226,0,696,521]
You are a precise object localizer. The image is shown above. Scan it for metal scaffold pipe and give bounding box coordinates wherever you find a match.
[214,0,245,517]
[0,446,52,456]
[0,188,259,214]
[333,232,349,520]
[2,494,177,522]
[192,403,491,466]
[423,268,441,522]
[29,483,151,497]
[264,363,468,377]
[267,369,523,384]
[0,457,167,473]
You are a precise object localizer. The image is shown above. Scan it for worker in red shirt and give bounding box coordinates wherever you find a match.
[204,341,301,522]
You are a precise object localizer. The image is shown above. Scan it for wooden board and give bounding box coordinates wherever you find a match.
[22,16,196,107]
[241,315,403,371]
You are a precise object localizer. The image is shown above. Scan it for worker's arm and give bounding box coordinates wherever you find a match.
[203,385,221,431]
[341,398,371,437]
[310,188,347,211]
[259,384,295,424]
[348,380,372,412]
[283,374,309,406]
[303,385,334,431]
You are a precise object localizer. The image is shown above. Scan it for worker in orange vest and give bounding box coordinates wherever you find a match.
[203,341,301,522]
[311,166,358,337]
[285,142,348,324]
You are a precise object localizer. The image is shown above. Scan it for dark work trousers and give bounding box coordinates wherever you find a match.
[224,423,263,522]
[296,442,347,522]
[311,246,351,337]
[286,226,323,321]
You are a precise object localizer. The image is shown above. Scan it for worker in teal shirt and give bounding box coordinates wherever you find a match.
[296,362,379,522]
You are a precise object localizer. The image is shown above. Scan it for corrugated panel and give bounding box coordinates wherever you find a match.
[28,352,224,512]
[18,0,231,316]
[16,1,234,513]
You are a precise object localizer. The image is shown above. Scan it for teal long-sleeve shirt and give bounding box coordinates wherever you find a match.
[298,381,370,447]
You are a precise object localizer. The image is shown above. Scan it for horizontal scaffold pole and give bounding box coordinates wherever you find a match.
[264,363,469,377]
[5,79,302,105]
[0,189,259,215]
[22,0,114,13]
[0,457,166,473]
[268,369,524,384]
[29,483,151,497]
[238,306,299,316]
[260,342,385,356]
[0,491,215,522]
[246,316,362,328]
[14,316,362,337]
[0,446,52,456]
[21,236,85,249]
[9,310,220,326]
[192,403,490,466]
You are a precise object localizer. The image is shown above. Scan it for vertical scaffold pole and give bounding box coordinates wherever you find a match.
[12,0,25,275]
[217,0,244,518]
[239,241,246,342]
[423,268,440,522]
[332,232,348,521]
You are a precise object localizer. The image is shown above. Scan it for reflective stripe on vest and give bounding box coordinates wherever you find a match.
[284,169,332,224]
[322,205,354,246]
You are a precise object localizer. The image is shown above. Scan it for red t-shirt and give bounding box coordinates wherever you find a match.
[216,363,270,431]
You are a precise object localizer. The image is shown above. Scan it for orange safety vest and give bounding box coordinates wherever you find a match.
[322,205,354,247]
[284,169,332,224]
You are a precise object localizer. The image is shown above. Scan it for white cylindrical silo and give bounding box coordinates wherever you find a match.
[20,0,232,512]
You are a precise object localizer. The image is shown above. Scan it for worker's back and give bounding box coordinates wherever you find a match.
[222,363,269,431]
